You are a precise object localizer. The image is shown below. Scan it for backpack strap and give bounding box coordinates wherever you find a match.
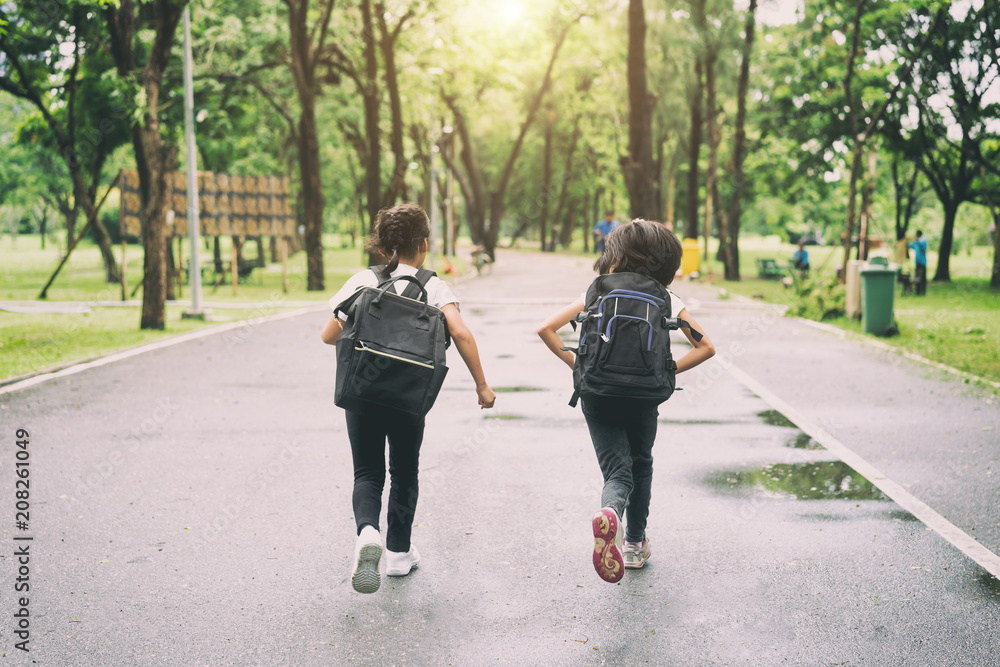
[401,268,436,301]
[370,265,390,285]
[663,316,704,342]
[399,268,452,350]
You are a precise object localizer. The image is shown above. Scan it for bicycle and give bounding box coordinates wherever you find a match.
[471,245,494,276]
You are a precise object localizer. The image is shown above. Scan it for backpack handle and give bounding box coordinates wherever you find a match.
[374,275,429,304]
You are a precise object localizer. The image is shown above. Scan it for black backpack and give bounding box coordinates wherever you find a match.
[333,268,450,418]
[563,272,702,408]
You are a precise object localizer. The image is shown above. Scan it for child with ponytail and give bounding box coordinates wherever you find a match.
[321,203,496,593]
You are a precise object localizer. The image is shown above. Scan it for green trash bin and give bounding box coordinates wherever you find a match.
[860,263,898,336]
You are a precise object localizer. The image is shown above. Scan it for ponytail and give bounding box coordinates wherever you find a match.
[385,249,400,274]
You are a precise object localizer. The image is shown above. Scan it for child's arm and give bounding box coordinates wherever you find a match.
[320,314,343,345]
[537,297,586,370]
[442,304,496,409]
[675,308,715,373]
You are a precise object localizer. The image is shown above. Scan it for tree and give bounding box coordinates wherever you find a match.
[284,0,337,290]
[0,1,125,282]
[104,0,188,329]
[622,0,655,219]
[720,0,759,280]
[441,18,577,258]
[682,0,707,241]
[894,2,997,282]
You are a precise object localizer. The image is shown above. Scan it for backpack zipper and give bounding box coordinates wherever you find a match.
[356,341,434,369]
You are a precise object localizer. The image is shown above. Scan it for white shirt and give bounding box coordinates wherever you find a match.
[581,288,686,315]
[330,264,459,320]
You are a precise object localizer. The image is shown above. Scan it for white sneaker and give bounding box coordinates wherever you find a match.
[351,525,383,594]
[385,546,420,577]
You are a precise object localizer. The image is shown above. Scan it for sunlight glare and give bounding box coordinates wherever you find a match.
[498,0,527,27]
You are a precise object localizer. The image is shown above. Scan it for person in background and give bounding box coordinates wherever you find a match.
[909,230,928,296]
[593,211,619,254]
[791,240,810,278]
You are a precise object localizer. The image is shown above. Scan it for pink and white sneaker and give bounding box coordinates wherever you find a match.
[623,537,652,569]
[592,507,625,583]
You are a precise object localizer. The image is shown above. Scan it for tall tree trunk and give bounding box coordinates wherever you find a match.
[288,0,326,290]
[892,156,920,241]
[377,4,410,206]
[685,58,703,239]
[75,178,121,283]
[165,235,177,301]
[842,143,864,269]
[933,200,958,282]
[979,165,1000,289]
[64,207,78,253]
[440,102,487,246]
[539,111,555,252]
[213,236,223,273]
[105,0,185,330]
[841,0,866,275]
[664,146,679,229]
[38,208,47,250]
[625,0,655,219]
[702,46,719,261]
[556,119,583,247]
[361,0,380,225]
[652,134,665,223]
[723,0,758,281]
[858,148,877,261]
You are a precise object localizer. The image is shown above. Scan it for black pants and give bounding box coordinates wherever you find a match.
[915,264,927,296]
[582,398,658,543]
[345,410,424,553]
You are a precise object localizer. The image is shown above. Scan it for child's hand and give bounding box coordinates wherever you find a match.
[477,384,496,409]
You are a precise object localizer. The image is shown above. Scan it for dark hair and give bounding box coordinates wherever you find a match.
[365,203,430,272]
[916,230,923,237]
[604,210,615,218]
[594,219,682,286]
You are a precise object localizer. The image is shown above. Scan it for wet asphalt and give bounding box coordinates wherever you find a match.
[0,249,998,666]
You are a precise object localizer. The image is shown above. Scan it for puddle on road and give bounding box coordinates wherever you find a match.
[758,410,797,428]
[708,461,889,501]
[976,573,1000,599]
[493,386,546,393]
[786,432,824,450]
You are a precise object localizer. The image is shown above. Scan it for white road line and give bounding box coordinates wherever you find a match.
[727,363,1000,580]
[0,305,328,397]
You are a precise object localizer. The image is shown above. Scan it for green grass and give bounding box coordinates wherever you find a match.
[832,280,1000,382]
[0,233,471,381]
[692,237,1000,383]
[0,305,273,381]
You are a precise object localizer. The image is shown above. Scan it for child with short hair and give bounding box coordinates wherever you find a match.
[536,220,715,582]
[322,203,496,594]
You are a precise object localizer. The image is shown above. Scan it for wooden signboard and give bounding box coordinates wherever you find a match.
[119,170,297,238]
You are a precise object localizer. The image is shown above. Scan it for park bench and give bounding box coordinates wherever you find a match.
[756,258,786,280]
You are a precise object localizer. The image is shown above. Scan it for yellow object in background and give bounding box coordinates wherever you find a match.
[681,238,700,276]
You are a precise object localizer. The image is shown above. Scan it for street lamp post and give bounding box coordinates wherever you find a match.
[181,6,208,321]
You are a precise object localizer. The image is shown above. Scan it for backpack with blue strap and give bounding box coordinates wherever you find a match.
[563,272,702,409]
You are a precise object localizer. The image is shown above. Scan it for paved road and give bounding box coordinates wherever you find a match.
[1,250,998,666]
